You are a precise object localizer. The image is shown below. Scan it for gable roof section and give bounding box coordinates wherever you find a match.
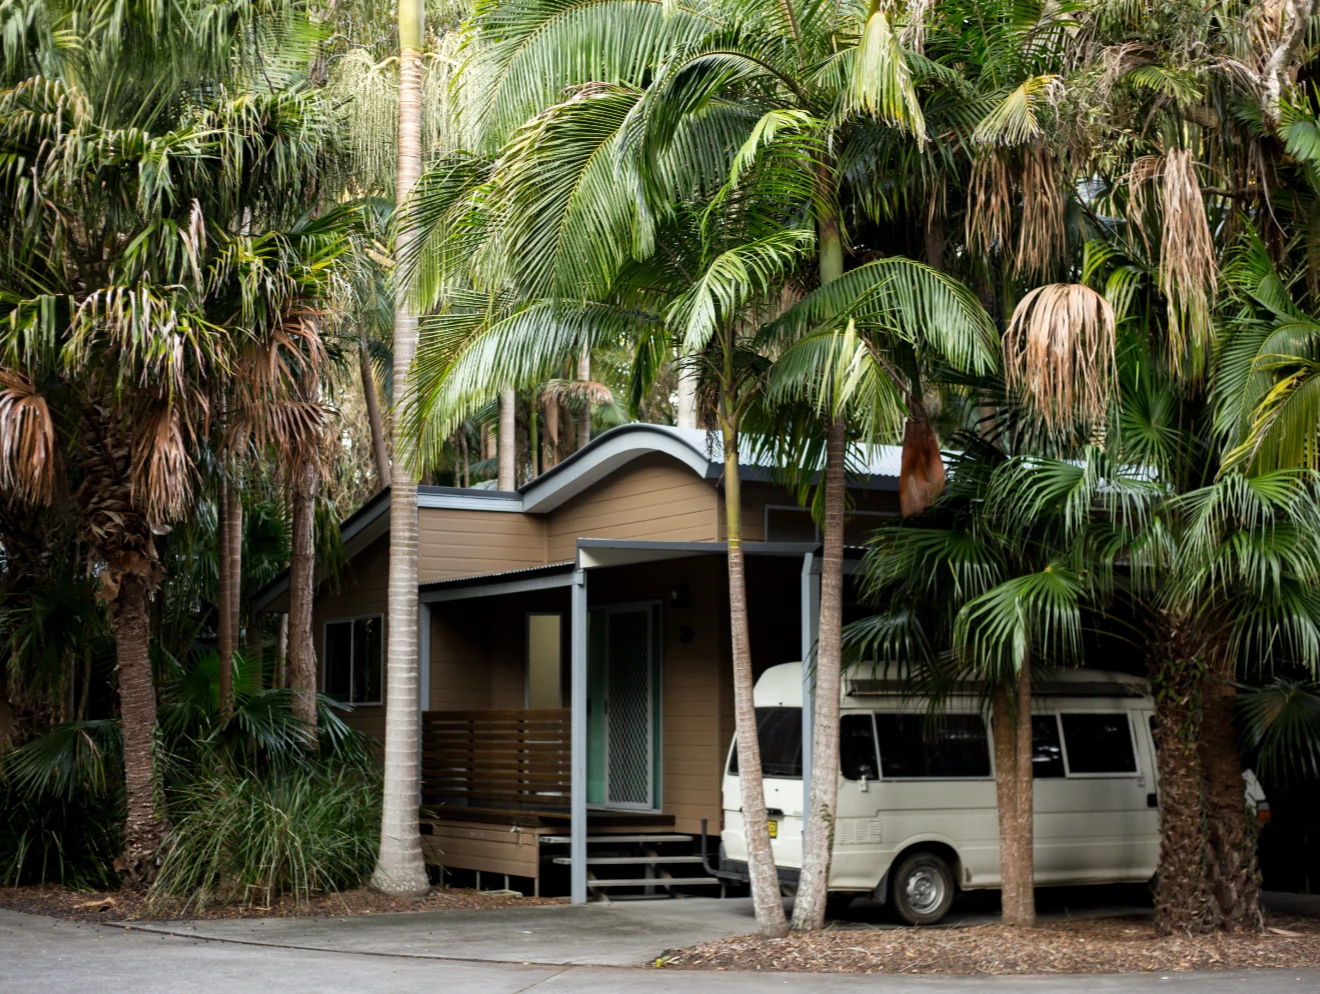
[251,423,904,611]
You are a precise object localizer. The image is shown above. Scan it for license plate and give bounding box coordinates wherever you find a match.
[767,819,778,838]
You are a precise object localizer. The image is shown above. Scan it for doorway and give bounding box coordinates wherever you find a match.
[587,602,662,809]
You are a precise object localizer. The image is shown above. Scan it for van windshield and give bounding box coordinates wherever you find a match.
[727,707,802,779]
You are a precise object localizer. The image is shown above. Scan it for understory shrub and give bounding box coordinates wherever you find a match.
[150,764,381,909]
[0,773,122,889]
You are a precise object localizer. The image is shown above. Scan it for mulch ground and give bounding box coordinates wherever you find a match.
[0,883,564,924]
[655,913,1320,974]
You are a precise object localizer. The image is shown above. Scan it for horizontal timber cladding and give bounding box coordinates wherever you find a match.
[418,508,547,583]
[421,709,572,812]
[545,453,718,562]
[311,534,389,743]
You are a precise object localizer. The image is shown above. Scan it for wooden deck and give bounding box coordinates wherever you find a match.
[418,709,680,894]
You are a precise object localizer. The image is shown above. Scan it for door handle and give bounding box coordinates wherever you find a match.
[1146,793,1158,808]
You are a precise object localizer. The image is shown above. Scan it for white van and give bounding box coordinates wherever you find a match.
[719,662,1161,925]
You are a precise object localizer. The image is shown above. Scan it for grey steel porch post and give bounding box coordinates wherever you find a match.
[800,552,820,830]
[570,567,588,904]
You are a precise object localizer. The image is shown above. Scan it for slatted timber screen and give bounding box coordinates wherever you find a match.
[421,709,571,811]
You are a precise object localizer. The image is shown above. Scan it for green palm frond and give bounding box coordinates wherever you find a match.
[1237,678,1320,780]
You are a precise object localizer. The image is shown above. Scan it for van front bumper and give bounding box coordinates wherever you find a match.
[717,856,800,888]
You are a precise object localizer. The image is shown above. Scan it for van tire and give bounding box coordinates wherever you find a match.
[890,852,954,926]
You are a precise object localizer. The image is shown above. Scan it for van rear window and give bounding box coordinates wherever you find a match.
[1061,713,1137,774]
[728,707,802,779]
[875,714,991,779]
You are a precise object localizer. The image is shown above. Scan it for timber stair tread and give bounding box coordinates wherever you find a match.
[551,855,705,865]
[583,877,720,887]
[541,834,693,844]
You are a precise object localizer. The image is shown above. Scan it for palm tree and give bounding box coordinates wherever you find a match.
[370,0,431,898]
[0,0,347,885]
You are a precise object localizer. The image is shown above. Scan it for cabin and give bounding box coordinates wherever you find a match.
[252,424,903,901]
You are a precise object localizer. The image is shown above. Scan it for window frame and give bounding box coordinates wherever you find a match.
[873,710,995,782]
[839,712,881,782]
[321,613,385,706]
[1054,709,1141,779]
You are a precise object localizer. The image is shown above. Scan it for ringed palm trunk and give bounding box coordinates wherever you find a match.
[991,654,1035,926]
[792,210,847,931]
[371,0,431,897]
[720,336,789,938]
[216,481,234,715]
[576,345,591,450]
[288,460,319,735]
[792,415,846,930]
[361,332,391,488]
[228,480,242,656]
[498,387,516,490]
[114,570,167,889]
[1201,655,1262,929]
[1148,619,1217,935]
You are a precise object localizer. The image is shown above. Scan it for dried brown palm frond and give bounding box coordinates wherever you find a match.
[1003,283,1117,438]
[966,150,1013,260]
[1015,145,1066,279]
[0,371,57,503]
[540,378,614,407]
[1126,149,1217,375]
[131,403,197,527]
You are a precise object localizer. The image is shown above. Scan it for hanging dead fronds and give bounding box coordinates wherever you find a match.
[0,371,57,503]
[1015,145,1066,279]
[1128,149,1217,375]
[130,403,196,528]
[1003,283,1117,438]
[540,378,614,407]
[967,150,1013,260]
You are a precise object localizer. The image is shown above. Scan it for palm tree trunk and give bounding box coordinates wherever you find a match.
[1148,626,1218,935]
[288,461,319,734]
[361,332,391,488]
[991,654,1035,926]
[543,397,559,470]
[370,0,431,898]
[217,483,234,716]
[114,571,166,889]
[1013,655,1036,926]
[793,199,847,931]
[720,342,788,938]
[1201,660,1262,928]
[498,387,516,490]
[275,612,289,690]
[676,361,698,428]
[792,414,846,930]
[576,345,591,450]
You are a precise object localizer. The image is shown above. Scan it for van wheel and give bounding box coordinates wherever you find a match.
[890,852,954,926]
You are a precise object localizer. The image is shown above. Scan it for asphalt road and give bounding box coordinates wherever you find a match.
[3,910,1319,994]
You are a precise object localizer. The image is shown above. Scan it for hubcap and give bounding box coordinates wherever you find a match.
[904,867,945,915]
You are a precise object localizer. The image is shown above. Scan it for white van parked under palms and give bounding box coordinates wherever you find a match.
[718,662,1161,925]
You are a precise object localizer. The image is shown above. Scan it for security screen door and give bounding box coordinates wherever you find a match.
[600,605,657,809]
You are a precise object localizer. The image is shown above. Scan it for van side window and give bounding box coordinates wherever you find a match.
[875,714,991,779]
[728,707,802,778]
[1032,716,1066,778]
[1061,713,1137,774]
[840,714,878,780]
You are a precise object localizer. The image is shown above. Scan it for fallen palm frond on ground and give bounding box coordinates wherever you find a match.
[655,915,1320,974]
[0,883,564,922]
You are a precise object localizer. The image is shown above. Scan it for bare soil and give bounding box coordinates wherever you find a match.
[0,883,564,924]
[656,914,1320,974]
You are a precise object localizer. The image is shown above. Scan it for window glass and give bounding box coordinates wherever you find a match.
[728,707,802,778]
[1061,712,1137,774]
[875,714,991,779]
[1032,715,1066,778]
[353,616,383,704]
[840,714,879,780]
[324,621,353,701]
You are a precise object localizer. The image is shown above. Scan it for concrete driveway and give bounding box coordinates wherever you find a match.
[4,909,1319,994]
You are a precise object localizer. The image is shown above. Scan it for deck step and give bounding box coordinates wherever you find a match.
[540,834,694,844]
[584,877,720,888]
[552,855,704,866]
